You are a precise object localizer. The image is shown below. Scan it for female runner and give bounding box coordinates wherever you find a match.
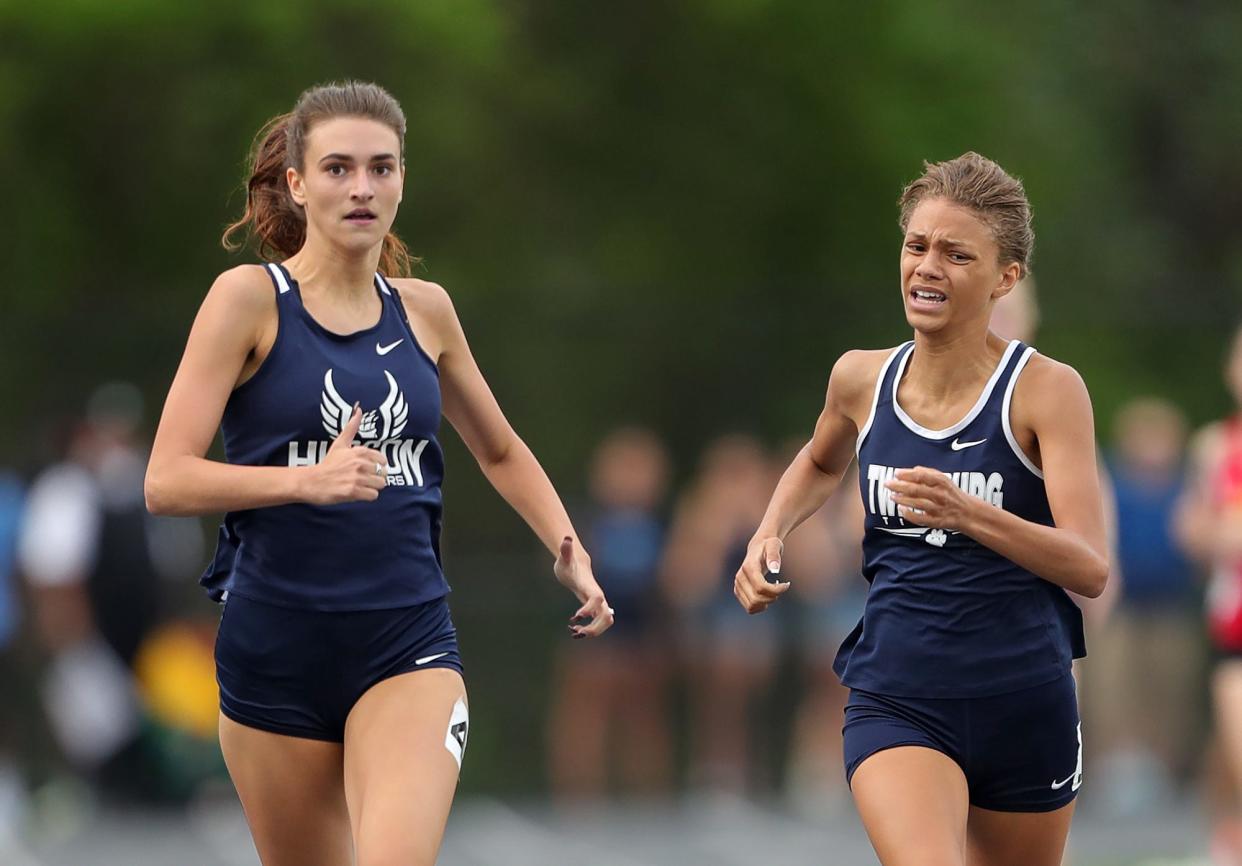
[734,152,1107,866]
[145,81,613,866]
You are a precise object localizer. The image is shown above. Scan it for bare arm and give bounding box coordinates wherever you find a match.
[733,350,881,614]
[421,282,612,636]
[886,358,1109,597]
[144,266,385,516]
[1176,424,1242,563]
[1074,457,1121,623]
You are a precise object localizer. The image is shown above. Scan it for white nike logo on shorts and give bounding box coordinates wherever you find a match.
[1049,773,1075,790]
[415,651,450,665]
[377,339,404,355]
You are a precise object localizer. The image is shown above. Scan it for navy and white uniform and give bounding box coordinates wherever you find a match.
[836,339,1086,811]
[204,263,462,742]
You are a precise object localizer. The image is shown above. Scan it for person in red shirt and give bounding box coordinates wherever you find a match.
[1179,322,1242,864]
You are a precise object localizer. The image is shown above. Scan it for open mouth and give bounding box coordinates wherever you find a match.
[909,287,947,307]
[345,209,377,223]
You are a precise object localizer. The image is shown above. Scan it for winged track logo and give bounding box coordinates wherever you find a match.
[321,369,408,441]
[286,369,429,488]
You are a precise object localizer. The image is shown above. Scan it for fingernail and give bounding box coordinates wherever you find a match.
[767,561,781,574]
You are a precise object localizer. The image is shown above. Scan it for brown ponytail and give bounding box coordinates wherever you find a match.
[221,81,415,278]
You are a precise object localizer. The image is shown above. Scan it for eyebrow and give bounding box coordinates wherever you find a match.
[905,232,974,248]
[317,152,399,164]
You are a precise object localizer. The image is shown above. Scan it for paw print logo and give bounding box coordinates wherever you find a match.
[925,529,947,548]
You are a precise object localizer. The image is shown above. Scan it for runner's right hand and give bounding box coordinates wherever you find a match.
[303,406,388,505]
[734,535,790,614]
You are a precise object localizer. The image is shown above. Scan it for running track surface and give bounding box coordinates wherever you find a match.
[5,795,1214,866]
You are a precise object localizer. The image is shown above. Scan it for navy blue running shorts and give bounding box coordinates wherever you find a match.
[842,673,1081,812]
[215,593,463,742]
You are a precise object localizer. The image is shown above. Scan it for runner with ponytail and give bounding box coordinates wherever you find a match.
[146,81,613,866]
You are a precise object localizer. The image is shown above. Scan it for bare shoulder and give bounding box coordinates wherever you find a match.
[1010,352,1096,443]
[173,265,275,382]
[808,348,897,466]
[387,277,455,324]
[204,264,275,316]
[385,277,460,362]
[827,347,900,411]
[1015,352,1090,404]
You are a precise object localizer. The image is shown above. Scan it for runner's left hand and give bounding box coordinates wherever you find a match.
[886,467,980,530]
[553,536,614,639]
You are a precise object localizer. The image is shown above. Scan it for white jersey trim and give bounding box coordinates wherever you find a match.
[1002,345,1044,479]
[856,343,911,455]
[267,263,293,295]
[891,339,1019,440]
[374,273,391,295]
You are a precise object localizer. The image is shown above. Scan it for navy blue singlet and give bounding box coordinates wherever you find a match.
[834,340,1085,698]
[201,263,448,611]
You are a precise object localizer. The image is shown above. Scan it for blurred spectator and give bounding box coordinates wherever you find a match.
[18,387,148,789]
[988,273,1040,346]
[0,472,22,654]
[546,428,673,802]
[16,382,211,803]
[781,448,865,817]
[661,434,777,797]
[1087,397,1200,815]
[0,469,28,846]
[1177,323,1242,863]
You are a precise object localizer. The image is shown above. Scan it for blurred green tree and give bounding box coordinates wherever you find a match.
[2,0,1239,792]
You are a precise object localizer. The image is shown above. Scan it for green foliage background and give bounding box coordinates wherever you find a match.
[2,0,1240,792]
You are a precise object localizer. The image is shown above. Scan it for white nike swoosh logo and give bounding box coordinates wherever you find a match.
[376,339,404,356]
[950,437,987,451]
[415,651,450,666]
[1049,773,1075,791]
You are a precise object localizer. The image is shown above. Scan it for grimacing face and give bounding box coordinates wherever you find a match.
[286,116,405,255]
[900,198,1021,336]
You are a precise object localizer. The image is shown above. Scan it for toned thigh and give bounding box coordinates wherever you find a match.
[218,713,352,866]
[344,667,467,866]
[851,746,970,866]
[966,801,1075,866]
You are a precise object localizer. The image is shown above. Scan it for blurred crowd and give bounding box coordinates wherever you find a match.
[0,383,224,849]
[0,299,1240,861]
